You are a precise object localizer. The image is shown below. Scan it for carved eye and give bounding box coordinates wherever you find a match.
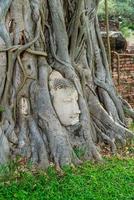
[63,99,72,103]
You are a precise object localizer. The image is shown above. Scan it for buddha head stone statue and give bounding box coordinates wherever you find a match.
[49,71,80,126]
[20,97,29,116]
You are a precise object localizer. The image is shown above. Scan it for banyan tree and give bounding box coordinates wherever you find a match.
[0,0,133,168]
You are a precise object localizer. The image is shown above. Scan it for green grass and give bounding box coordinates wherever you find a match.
[0,157,134,200]
[130,122,134,132]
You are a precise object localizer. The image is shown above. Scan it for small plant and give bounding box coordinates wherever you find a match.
[0,105,5,113]
[120,26,133,38]
[129,122,134,132]
[73,146,86,159]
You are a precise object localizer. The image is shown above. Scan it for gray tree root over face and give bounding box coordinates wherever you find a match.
[0,0,133,168]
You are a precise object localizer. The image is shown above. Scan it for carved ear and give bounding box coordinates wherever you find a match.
[49,88,55,98]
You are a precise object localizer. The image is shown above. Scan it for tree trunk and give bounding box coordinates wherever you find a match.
[0,0,133,168]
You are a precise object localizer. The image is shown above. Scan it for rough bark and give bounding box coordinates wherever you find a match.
[0,0,133,168]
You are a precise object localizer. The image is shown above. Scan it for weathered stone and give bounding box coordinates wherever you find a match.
[49,71,81,126]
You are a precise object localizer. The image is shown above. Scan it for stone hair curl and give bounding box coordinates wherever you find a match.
[53,78,74,90]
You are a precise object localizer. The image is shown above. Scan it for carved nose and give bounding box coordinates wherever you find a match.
[76,109,81,114]
[72,107,81,115]
[71,99,81,115]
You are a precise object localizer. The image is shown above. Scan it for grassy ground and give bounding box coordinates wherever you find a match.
[0,156,134,200]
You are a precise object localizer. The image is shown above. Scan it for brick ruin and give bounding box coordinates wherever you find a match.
[99,20,134,108]
[112,52,134,108]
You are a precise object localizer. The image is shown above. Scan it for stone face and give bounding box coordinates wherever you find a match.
[20,97,29,115]
[49,71,80,126]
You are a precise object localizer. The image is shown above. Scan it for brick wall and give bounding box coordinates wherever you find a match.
[112,52,134,107]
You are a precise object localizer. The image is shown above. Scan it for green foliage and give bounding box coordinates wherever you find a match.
[120,26,133,38]
[98,0,116,19]
[129,122,134,132]
[0,105,5,113]
[98,0,134,32]
[0,157,134,200]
